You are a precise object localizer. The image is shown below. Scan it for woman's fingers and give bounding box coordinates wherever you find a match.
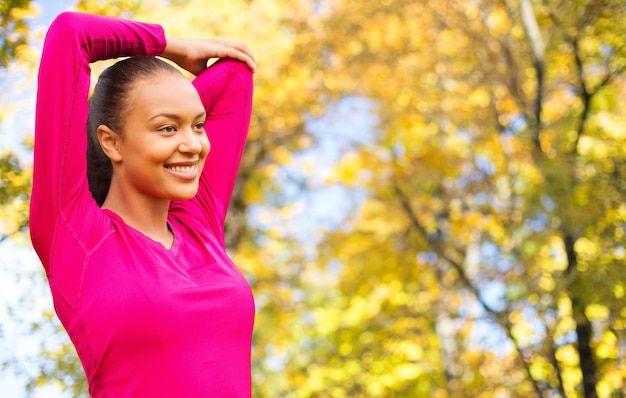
[163,37,256,75]
[216,40,255,62]
[205,39,256,72]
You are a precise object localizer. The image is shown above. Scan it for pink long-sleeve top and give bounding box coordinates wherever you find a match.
[29,12,255,397]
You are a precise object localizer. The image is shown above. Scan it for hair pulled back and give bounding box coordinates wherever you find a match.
[87,56,182,206]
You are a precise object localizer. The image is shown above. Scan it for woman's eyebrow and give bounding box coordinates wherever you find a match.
[149,111,206,121]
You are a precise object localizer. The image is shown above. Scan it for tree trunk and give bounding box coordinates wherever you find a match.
[564,234,598,398]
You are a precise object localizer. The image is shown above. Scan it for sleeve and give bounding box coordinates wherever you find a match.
[29,12,166,269]
[174,59,253,239]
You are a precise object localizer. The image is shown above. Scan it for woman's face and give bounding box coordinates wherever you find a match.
[114,71,209,202]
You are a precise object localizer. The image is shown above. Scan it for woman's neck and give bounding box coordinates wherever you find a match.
[101,186,173,249]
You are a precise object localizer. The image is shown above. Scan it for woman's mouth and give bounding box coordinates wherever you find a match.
[167,164,196,173]
[164,162,198,180]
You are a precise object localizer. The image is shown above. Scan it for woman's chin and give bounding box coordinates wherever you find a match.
[168,186,199,201]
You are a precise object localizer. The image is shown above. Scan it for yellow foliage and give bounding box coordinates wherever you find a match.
[272,146,293,166]
[312,307,342,336]
[577,134,611,158]
[9,3,40,19]
[469,88,491,109]
[543,88,578,123]
[614,284,625,299]
[329,152,364,186]
[597,369,625,397]
[595,330,617,359]
[555,315,577,341]
[586,304,610,322]
[486,7,511,36]
[556,345,580,367]
[595,111,626,142]
[528,356,553,381]
[0,197,28,235]
[575,237,601,262]
[538,273,555,292]
[396,340,424,361]
[393,363,421,381]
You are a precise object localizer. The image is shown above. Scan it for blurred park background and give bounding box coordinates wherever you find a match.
[1,0,625,397]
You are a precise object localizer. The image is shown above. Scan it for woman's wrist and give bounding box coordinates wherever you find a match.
[162,36,186,63]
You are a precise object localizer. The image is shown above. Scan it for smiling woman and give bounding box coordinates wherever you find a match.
[29,10,256,398]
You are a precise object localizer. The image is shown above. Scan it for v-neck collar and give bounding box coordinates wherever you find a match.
[102,208,182,256]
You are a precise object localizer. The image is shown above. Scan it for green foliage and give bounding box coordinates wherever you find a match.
[0,0,34,67]
[0,0,35,243]
[0,151,31,241]
[28,339,89,398]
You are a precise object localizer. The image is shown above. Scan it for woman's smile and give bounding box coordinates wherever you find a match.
[164,161,199,180]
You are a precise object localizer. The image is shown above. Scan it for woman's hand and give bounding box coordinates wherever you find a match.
[162,36,256,75]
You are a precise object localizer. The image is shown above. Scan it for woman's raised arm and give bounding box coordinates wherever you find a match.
[30,12,166,268]
[163,38,255,237]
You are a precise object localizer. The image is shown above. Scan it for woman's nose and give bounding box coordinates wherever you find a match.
[178,129,205,154]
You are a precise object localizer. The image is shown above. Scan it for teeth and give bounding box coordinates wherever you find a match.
[168,165,195,173]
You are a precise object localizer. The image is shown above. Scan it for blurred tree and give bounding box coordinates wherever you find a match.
[0,0,33,66]
[293,0,626,396]
[0,0,36,242]
[0,150,31,242]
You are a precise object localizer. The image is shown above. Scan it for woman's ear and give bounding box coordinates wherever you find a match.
[97,125,123,163]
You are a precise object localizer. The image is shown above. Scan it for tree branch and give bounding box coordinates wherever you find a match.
[519,0,545,150]
[562,231,599,397]
[571,36,592,153]
[549,334,567,397]
[392,180,544,396]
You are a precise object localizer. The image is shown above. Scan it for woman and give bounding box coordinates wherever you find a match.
[29,11,256,397]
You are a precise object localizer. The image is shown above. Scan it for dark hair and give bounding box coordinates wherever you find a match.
[87,56,182,206]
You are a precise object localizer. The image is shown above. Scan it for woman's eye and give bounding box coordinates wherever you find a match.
[194,122,206,131]
[159,126,177,133]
